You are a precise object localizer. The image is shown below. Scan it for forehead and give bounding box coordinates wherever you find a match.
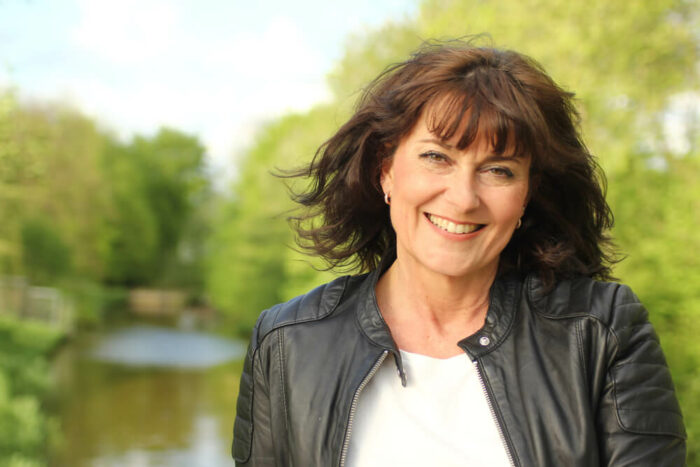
[416,92,529,158]
[404,98,524,159]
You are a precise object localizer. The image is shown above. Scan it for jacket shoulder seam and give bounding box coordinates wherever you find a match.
[527,277,624,326]
[254,275,350,348]
[574,320,589,394]
[277,327,289,433]
[232,343,261,464]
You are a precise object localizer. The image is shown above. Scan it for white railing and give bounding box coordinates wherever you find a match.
[0,276,74,332]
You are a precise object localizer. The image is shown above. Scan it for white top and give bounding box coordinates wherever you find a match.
[345,350,512,467]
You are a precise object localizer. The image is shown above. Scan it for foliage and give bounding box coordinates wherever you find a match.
[0,317,63,466]
[61,280,128,328]
[0,91,211,295]
[0,94,109,280]
[207,109,337,333]
[101,128,211,287]
[20,219,71,286]
[1,97,112,280]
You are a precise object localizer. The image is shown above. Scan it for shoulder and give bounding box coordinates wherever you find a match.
[526,275,648,329]
[524,276,656,350]
[250,272,369,349]
[526,276,686,438]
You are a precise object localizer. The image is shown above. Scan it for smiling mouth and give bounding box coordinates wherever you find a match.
[426,213,484,234]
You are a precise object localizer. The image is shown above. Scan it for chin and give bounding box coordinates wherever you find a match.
[419,254,493,280]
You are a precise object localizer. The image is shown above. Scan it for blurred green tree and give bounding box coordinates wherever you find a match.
[207,110,336,333]
[102,128,210,288]
[0,92,212,295]
[0,93,111,281]
[21,218,71,285]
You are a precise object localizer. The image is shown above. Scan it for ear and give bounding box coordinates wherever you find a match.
[379,156,394,196]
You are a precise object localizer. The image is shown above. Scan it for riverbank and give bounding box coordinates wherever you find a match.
[0,316,64,466]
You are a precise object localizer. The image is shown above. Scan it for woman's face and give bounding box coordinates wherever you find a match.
[381,113,530,280]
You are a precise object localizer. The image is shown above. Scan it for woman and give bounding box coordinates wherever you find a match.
[232,42,686,466]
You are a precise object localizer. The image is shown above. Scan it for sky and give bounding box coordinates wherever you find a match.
[0,0,420,181]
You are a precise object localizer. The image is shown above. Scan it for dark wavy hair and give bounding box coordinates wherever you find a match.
[287,41,617,285]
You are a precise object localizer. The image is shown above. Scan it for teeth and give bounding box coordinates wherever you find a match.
[428,214,480,234]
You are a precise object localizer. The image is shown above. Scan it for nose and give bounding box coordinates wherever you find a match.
[444,172,480,212]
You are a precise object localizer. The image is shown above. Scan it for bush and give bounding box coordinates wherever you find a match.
[0,317,63,466]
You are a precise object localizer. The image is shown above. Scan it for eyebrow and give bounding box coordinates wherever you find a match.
[419,138,455,150]
[418,138,525,163]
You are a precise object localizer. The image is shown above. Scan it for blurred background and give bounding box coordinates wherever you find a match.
[1,0,698,465]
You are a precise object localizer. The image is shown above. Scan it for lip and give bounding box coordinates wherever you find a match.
[424,212,485,240]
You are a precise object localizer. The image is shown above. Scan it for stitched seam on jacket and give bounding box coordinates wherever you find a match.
[526,282,662,439]
[575,320,590,400]
[606,310,626,435]
[277,328,289,433]
[604,287,683,437]
[355,317,395,351]
[608,283,637,436]
[235,314,269,464]
[256,275,350,349]
[527,278,631,324]
[355,293,393,348]
[618,407,683,415]
[234,346,258,463]
[608,299,685,439]
[529,298,622,335]
[236,276,350,463]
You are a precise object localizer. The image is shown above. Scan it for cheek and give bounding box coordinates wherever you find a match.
[390,173,437,232]
[492,186,529,222]
[393,161,441,197]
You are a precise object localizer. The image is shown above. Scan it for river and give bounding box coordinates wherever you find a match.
[50,319,245,466]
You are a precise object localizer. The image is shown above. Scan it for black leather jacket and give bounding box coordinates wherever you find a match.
[232,267,686,466]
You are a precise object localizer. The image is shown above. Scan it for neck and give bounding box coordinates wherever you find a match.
[375,256,498,357]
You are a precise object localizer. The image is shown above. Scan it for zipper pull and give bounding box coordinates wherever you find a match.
[392,350,407,387]
[397,367,407,387]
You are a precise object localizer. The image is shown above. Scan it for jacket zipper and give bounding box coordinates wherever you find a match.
[338,349,389,467]
[474,359,517,467]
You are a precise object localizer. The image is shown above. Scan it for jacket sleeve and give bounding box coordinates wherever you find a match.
[596,284,686,466]
[232,317,276,466]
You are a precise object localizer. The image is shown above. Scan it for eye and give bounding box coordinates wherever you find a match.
[420,151,448,163]
[483,166,514,178]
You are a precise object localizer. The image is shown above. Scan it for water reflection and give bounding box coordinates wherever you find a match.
[90,325,246,368]
[51,324,244,467]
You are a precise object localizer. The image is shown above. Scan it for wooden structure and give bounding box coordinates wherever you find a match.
[0,275,74,331]
[128,289,186,316]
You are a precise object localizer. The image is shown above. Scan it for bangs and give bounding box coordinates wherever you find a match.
[423,74,543,159]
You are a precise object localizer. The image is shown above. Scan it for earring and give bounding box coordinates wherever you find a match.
[384,192,391,205]
[516,218,522,229]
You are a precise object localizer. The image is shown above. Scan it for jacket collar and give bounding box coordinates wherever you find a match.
[354,260,522,376]
[458,273,522,359]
